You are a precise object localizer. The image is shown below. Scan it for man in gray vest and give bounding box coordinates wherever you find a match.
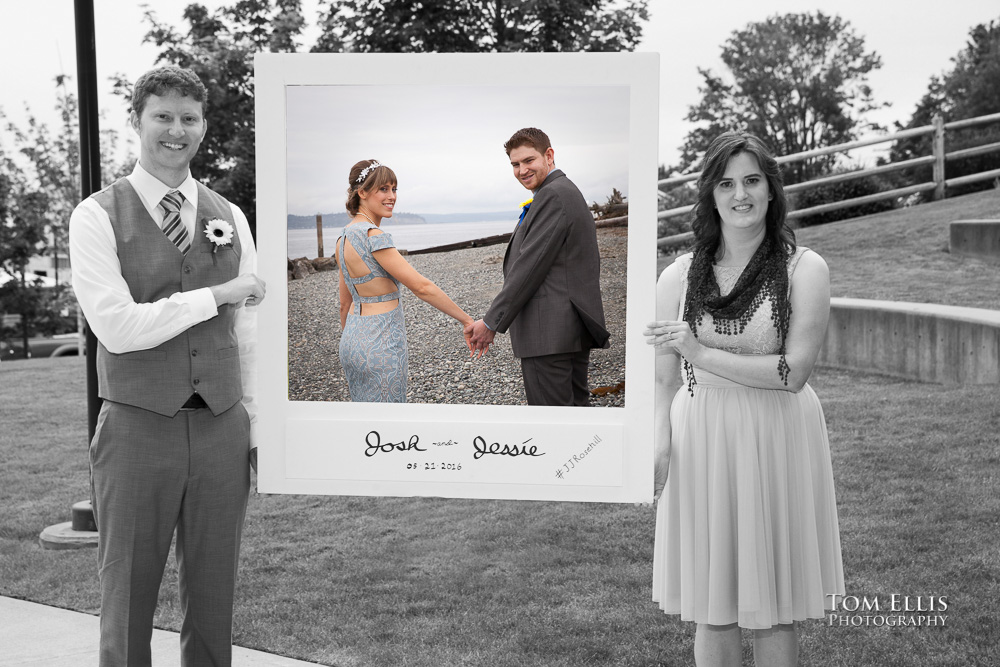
[466,127,609,406]
[69,65,265,666]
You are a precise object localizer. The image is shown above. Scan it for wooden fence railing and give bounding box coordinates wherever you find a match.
[657,111,1000,249]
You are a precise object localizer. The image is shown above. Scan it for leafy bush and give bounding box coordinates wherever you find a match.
[657,179,698,238]
[942,126,1000,198]
[792,171,896,227]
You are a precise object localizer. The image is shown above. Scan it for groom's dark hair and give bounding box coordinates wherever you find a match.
[131,66,209,117]
[504,128,552,156]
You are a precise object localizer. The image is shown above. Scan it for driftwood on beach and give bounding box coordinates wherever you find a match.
[405,216,628,256]
[288,256,337,281]
[595,215,628,229]
[406,232,513,256]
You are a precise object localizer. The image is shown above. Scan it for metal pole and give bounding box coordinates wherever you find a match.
[40,0,103,548]
[74,0,102,442]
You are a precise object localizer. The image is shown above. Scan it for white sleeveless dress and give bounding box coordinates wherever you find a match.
[652,247,845,629]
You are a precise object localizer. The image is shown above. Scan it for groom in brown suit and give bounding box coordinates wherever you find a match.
[70,66,265,666]
[467,127,609,406]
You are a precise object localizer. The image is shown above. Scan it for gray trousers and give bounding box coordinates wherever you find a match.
[520,349,591,406]
[90,400,250,667]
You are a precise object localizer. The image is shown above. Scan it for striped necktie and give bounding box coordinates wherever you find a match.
[159,191,190,254]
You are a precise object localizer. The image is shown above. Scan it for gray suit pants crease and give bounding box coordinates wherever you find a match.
[520,349,591,406]
[89,399,251,667]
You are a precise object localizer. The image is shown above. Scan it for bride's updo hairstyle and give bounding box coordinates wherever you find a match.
[346,159,397,216]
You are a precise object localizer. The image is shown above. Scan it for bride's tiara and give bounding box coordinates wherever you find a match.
[356,161,382,183]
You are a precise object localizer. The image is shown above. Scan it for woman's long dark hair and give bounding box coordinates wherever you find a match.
[682,132,797,392]
[691,131,795,257]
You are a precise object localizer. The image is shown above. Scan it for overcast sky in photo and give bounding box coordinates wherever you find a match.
[285,84,629,215]
[2,0,998,190]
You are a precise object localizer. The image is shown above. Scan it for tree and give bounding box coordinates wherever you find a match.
[678,12,884,183]
[137,1,648,234]
[117,1,306,235]
[891,16,1000,196]
[0,152,51,353]
[315,0,648,53]
[1,77,130,346]
[3,76,129,286]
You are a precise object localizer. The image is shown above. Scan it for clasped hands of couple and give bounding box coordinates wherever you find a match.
[461,318,496,359]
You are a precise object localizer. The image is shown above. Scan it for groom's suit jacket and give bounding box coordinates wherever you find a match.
[484,169,610,359]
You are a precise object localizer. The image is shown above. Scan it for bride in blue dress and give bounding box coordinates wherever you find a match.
[336,159,473,402]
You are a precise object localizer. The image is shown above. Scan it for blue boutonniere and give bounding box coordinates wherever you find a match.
[517,198,533,227]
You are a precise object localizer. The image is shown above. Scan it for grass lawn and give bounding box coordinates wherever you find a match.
[2,190,999,665]
[800,189,1000,310]
[660,189,1000,310]
[1,357,998,666]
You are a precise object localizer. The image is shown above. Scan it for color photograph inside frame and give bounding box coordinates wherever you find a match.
[285,83,630,408]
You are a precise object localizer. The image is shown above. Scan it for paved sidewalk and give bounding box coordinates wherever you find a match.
[0,597,323,666]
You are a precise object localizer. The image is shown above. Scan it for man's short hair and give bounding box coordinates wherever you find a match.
[131,66,208,117]
[504,128,552,156]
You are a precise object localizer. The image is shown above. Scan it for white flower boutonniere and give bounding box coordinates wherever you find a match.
[203,218,235,253]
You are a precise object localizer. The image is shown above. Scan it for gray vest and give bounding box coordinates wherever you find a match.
[92,179,243,417]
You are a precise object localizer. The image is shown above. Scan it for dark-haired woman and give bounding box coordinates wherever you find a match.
[644,132,844,666]
[337,159,473,402]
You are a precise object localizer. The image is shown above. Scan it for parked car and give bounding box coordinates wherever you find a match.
[0,333,83,360]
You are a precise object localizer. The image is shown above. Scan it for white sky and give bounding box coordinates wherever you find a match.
[2,1,998,196]
[285,84,629,215]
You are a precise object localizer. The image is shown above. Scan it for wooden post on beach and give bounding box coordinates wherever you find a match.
[316,214,324,258]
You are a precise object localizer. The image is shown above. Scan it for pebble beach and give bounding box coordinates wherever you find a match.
[287,227,628,407]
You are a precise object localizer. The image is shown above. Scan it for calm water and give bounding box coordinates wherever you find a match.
[286,220,517,258]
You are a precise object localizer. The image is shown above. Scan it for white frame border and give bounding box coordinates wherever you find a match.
[255,52,659,502]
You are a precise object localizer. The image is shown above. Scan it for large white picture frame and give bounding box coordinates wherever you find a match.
[255,52,658,502]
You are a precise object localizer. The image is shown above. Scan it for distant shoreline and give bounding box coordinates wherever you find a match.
[288,219,522,257]
[287,210,521,229]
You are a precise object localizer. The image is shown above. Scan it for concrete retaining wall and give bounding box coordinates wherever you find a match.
[950,220,1000,263]
[818,298,1000,384]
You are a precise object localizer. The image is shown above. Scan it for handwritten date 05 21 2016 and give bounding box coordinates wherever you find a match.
[363,431,545,468]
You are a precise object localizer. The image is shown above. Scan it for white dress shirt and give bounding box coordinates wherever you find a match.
[70,162,259,448]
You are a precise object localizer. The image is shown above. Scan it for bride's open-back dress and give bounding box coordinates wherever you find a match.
[337,221,408,403]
